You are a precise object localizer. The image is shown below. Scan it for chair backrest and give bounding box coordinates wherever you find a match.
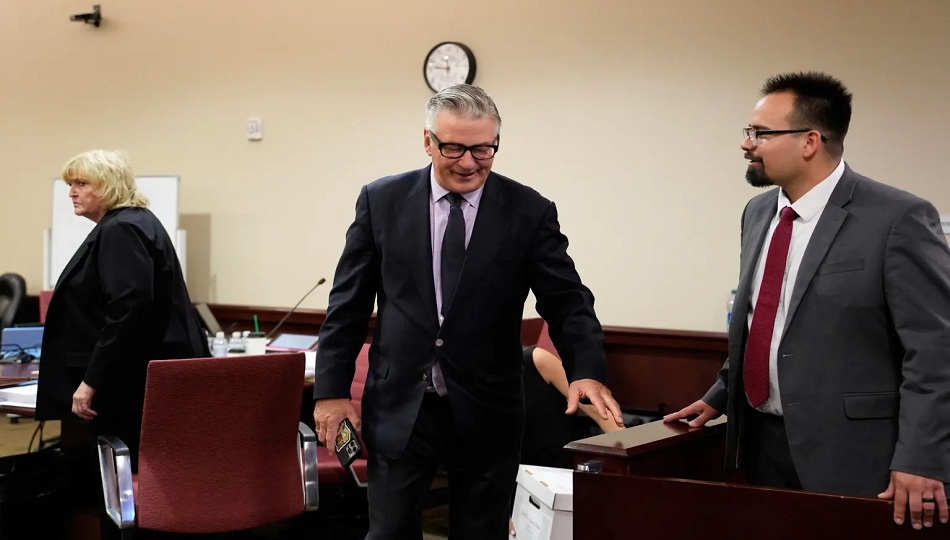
[39,290,53,323]
[0,273,26,329]
[315,344,371,487]
[536,321,561,361]
[520,317,545,347]
[135,353,306,533]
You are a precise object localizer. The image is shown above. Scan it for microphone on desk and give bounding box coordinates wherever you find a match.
[266,277,327,339]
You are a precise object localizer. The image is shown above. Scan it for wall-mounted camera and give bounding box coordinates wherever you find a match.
[70,4,102,28]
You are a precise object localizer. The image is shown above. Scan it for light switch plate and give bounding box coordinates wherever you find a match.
[941,214,950,235]
[246,117,263,141]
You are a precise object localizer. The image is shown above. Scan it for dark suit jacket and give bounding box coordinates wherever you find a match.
[314,166,606,461]
[36,207,210,423]
[704,165,950,496]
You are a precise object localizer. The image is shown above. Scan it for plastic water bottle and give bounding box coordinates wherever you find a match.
[228,331,246,354]
[726,289,737,332]
[212,331,228,357]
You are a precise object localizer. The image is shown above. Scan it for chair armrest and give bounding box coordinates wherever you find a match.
[348,463,368,488]
[297,422,320,510]
[96,435,136,529]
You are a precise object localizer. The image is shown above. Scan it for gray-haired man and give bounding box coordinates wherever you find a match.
[313,84,622,538]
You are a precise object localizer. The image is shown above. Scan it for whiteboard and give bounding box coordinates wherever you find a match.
[48,176,180,288]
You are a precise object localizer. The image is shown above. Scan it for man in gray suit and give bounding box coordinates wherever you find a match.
[665,72,950,530]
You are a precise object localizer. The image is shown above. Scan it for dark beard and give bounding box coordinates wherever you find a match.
[745,161,773,188]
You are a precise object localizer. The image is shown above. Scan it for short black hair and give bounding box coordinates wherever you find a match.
[762,72,852,158]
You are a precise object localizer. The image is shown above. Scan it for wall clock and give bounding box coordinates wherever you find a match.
[423,41,476,93]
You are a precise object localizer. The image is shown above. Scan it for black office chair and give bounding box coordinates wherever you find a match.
[0,273,28,426]
[0,273,26,330]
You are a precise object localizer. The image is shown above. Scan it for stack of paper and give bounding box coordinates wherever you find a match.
[0,383,37,409]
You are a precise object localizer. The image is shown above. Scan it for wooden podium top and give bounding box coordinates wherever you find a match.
[566,416,727,459]
[566,417,730,480]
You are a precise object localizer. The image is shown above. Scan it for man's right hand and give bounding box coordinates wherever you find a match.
[313,398,361,455]
[662,399,721,428]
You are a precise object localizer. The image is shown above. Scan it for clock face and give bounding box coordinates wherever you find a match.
[423,42,476,93]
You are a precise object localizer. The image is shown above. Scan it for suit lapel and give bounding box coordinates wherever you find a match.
[442,174,510,320]
[397,168,440,328]
[734,191,779,326]
[729,191,779,393]
[781,167,856,336]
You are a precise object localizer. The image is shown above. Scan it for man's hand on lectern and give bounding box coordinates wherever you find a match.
[662,399,721,428]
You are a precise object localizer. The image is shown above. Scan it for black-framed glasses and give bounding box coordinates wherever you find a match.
[429,132,498,160]
[742,127,827,145]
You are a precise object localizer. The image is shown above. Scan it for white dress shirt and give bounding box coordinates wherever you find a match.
[748,159,845,415]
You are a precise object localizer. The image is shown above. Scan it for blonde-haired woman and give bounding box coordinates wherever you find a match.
[36,150,209,471]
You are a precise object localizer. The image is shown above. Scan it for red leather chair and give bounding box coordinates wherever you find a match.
[535,321,561,360]
[97,352,319,536]
[317,343,369,488]
[38,290,54,323]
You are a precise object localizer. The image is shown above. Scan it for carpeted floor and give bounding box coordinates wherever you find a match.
[0,415,59,456]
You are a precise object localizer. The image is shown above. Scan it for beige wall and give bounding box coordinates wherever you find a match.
[2,0,948,331]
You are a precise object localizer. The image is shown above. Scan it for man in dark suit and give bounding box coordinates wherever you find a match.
[665,72,950,530]
[313,84,623,539]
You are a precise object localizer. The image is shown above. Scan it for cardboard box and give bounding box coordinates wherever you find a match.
[509,465,573,540]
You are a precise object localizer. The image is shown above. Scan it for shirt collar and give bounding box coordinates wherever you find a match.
[778,159,845,222]
[429,167,485,208]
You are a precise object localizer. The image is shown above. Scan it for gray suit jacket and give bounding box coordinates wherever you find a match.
[703,165,950,496]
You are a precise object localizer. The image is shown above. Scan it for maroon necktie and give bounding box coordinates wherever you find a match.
[744,206,797,408]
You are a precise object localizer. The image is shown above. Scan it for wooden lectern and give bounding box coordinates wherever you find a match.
[565,418,944,539]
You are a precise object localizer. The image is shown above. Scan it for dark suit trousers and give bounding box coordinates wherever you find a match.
[367,392,520,540]
[745,407,803,490]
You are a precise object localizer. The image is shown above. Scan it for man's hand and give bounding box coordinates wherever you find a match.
[313,398,360,455]
[71,382,97,421]
[662,399,721,428]
[566,379,624,429]
[878,470,949,529]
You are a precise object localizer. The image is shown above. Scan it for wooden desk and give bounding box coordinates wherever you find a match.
[0,362,38,384]
[0,403,35,416]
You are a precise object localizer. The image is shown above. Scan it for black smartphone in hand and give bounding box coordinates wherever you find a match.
[334,418,364,468]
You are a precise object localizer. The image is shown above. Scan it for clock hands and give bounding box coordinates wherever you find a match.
[432,56,451,73]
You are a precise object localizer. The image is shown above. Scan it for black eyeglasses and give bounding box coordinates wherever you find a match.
[429,132,498,160]
[743,127,828,145]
